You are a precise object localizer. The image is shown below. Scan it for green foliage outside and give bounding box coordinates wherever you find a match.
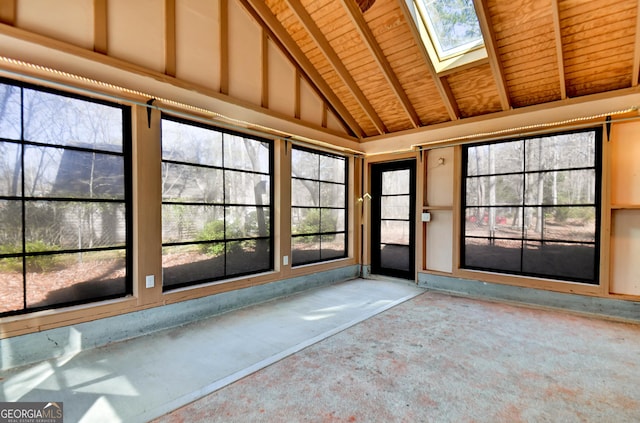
[0,241,61,272]
[197,220,241,256]
[295,209,337,242]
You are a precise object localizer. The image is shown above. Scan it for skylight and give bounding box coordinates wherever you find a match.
[410,0,486,73]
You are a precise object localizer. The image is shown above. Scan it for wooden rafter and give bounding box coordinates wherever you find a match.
[284,0,387,135]
[165,0,176,77]
[93,0,108,54]
[551,0,568,97]
[341,0,421,128]
[474,0,510,110]
[0,0,16,25]
[261,29,269,108]
[397,0,460,121]
[220,0,229,95]
[632,0,640,86]
[240,0,364,138]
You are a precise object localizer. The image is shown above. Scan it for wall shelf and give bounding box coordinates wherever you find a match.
[423,205,453,211]
[611,204,640,210]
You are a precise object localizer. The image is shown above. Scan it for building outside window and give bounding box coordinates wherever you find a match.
[0,79,131,315]
[461,128,602,284]
[161,116,272,289]
[291,146,347,266]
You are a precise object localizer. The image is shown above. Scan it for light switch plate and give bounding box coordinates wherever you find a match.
[145,275,155,288]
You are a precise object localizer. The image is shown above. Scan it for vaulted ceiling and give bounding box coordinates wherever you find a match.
[240,0,639,142]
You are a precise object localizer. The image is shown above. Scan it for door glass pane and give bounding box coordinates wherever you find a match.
[381,195,410,219]
[380,244,410,272]
[382,169,410,195]
[381,220,410,245]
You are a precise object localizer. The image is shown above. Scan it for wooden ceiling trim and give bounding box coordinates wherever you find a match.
[283,0,387,135]
[633,0,640,86]
[165,0,177,77]
[341,0,420,128]
[241,0,364,137]
[93,0,107,54]
[396,0,459,121]
[475,0,510,111]
[551,0,566,99]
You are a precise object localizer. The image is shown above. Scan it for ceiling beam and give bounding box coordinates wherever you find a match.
[165,0,176,77]
[0,0,16,25]
[220,0,229,95]
[551,0,567,98]
[474,0,510,110]
[93,0,108,54]
[239,0,364,138]
[261,28,269,108]
[632,0,640,86]
[341,0,421,128]
[284,0,387,135]
[397,0,460,121]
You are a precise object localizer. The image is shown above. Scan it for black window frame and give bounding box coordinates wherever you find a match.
[461,127,602,284]
[0,77,133,317]
[290,145,348,267]
[160,114,274,290]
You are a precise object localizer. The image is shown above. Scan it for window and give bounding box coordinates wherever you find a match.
[461,128,602,284]
[0,79,131,316]
[410,0,486,73]
[161,116,272,289]
[291,146,347,266]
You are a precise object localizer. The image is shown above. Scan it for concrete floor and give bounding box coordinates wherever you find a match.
[157,289,640,423]
[0,278,423,423]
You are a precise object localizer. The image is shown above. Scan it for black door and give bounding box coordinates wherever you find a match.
[370,160,416,279]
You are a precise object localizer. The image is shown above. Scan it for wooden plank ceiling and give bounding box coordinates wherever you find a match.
[241,0,639,141]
